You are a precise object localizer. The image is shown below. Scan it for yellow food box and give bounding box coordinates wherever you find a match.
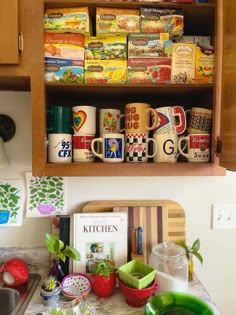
[171,43,196,84]
[84,60,127,84]
[96,7,140,36]
[44,7,91,35]
[195,43,214,84]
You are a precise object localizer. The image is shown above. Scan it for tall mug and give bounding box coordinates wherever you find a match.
[72,105,96,135]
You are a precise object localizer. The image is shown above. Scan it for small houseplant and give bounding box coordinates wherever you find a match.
[178,238,203,281]
[45,232,81,281]
[40,275,61,306]
[90,261,117,298]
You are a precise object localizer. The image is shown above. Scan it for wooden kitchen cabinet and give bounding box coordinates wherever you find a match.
[28,0,232,176]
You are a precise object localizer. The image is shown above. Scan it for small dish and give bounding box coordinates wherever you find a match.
[61,273,92,300]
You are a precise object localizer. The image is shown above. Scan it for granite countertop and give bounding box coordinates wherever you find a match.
[25,274,222,315]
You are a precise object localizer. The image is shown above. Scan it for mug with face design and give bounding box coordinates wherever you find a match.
[72,105,96,135]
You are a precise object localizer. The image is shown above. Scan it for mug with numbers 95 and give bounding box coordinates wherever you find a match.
[47,134,72,163]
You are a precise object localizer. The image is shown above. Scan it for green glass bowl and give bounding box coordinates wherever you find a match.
[145,292,214,315]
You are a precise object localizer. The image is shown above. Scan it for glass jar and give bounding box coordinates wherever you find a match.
[149,242,188,292]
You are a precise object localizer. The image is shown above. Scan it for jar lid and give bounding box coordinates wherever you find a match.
[151,242,186,260]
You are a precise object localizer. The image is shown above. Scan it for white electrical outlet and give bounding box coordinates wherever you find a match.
[212,204,236,229]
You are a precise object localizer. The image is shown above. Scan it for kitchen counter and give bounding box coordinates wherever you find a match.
[25,274,222,315]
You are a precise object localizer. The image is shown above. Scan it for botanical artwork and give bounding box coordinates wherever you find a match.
[0,179,24,227]
[25,172,66,217]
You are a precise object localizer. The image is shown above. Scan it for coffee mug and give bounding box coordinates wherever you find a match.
[73,134,95,162]
[47,105,72,134]
[125,133,157,162]
[91,133,124,162]
[72,105,96,135]
[99,108,125,135]
[153,106,186,135]
[178,134,210,162]
[187,107,212,134]
[125,103,158,133]
[153,133,179,163]
[47,134,72,163]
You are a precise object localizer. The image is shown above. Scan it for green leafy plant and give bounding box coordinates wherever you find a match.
[178,238,203,265]
[45,233,80,263]
[0,183,20,217]
[92,261,116,278]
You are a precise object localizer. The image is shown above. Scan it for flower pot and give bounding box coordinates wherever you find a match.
[0,210,10,224]
[40,282,61,306]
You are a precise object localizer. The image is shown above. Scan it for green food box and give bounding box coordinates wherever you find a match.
[118,260,156,289]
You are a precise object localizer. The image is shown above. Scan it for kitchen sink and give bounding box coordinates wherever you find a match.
[0,273,41,315]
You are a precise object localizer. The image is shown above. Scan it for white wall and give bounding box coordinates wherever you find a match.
[0,91,235,314]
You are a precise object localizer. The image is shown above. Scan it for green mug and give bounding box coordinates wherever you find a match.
[47,105,72,134]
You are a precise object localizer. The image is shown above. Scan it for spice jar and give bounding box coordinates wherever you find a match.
[149,242,188,292]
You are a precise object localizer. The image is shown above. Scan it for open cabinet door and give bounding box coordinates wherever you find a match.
[220,0,236,170]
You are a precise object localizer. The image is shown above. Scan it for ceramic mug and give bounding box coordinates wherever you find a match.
[73,134,95,162]
[153,133,180,163]
[187,107,213,134]
[153,106,186,135]
[91,133,124,162]
[99,108,125,135]
[125,103,158,133]
[47,134,72,163]
[72,105,96,135]
[178,133,210,162]
[47,105,72,134]
[125,133,157,162]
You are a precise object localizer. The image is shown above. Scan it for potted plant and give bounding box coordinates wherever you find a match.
[45,232,81,281]
[40,275,61,306]
[178,238,203,281]
[90,261,117,298]
[0,183,20,224]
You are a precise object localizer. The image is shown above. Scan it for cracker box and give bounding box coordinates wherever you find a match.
[195,43,214,84]
[45,59,84,83]
[85,36,127,60]
[44,32,85,61]
[84,60,127,84]
[44,7,91,35]
[96,7,140,36]
[127,58,171,84]
[140,7,184,35]
[128,33,172,58]
[171,43,196,84]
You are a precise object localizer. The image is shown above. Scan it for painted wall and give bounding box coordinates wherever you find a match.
[0,91,235,314]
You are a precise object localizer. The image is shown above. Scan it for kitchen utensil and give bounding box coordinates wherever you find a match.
[61,273,91,300]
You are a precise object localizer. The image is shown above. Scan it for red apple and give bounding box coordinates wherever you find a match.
[0,258,29,286]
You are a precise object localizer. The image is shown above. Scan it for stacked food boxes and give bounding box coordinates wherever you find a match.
[44,7,91,83]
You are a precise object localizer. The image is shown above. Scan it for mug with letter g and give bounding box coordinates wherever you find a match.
[153,133,180,163]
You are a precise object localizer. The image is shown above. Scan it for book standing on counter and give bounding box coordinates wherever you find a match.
[70,212,128,273]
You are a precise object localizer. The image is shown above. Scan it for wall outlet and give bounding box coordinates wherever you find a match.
[212,204,236,229]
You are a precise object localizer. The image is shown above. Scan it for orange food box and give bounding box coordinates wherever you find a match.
[195,43,214,84]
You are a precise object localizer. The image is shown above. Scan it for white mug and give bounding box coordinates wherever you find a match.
[47,134,72,163]
[153,133,179,163]
[72,105,96,135]
[73,134,95,162]
[99,108,125,135]
[178,134,210,162]
[91,133,124,163]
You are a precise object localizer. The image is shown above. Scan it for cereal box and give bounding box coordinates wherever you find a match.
[44,7,91,35]
[85,36,127,60]
[171,43,196,84]
[84,60,127,84]
[45,59,84,83]
[128,33,172,58]
[127,58,171,84]
[140,7,184,35]
[96,7,140,36]
[44,33,85,61]
[195,43,214,84]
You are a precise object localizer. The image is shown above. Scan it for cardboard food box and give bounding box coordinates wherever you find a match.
[128,33,172,58]
[44,32,85,61]
[171,43,196,84]
[44,7,91,35]
[85,36,127,60]
[140,7,184,35]
[195,43,214,84]
[96,7,140,36]
[45,59,84,83]
[84,60,127,84]
[127,58,171,84]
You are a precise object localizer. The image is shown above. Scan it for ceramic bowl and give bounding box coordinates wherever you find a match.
[145,292,214,315]
[118,277,158,308]
[61,273,92,300]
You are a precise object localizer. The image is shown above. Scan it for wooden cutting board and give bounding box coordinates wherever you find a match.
[81,200,185,263]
